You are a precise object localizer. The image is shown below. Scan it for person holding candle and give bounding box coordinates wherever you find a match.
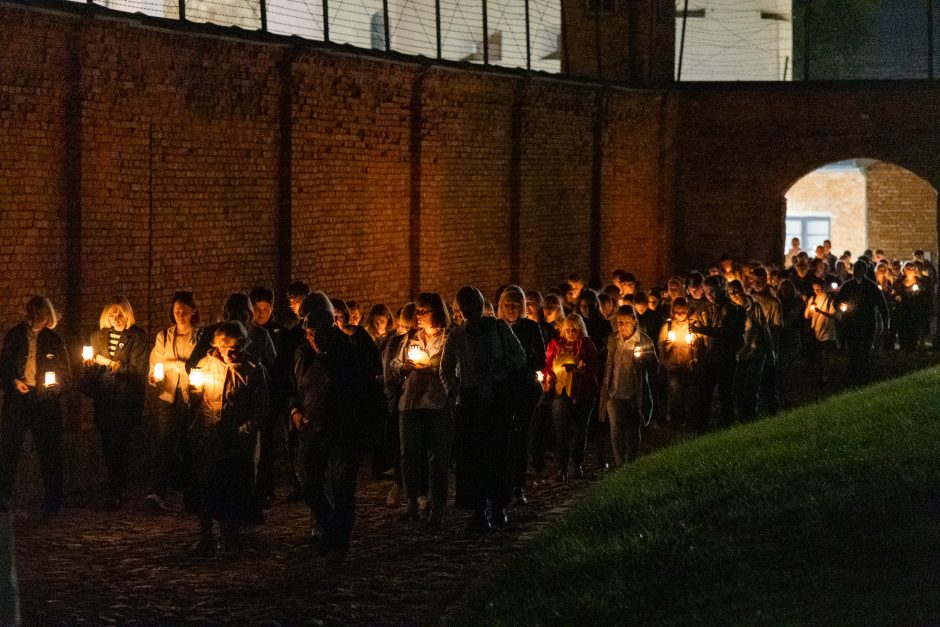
[657,298,699,430]
[804,278,839,385]
[837,259,889,386]
[187,321,269,556]
[498,286,546,506]
[441,285,526,532]
[538,313,599,482]
[378,303,416,507]
[146,291,201,512]
[0,297,71,516]
[750,268,783,416]
[84,298,148,511]
[598,305,657,467]
[390,293,451,525]
[893,262,928,353]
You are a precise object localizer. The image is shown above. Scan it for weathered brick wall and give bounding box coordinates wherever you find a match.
[291,53,414,309]
[0,11,71,332]
[785,168,867,259]
[518,79,594,292]
[602,90,674,288]
[866,162,938,262]
[674,83,940,272]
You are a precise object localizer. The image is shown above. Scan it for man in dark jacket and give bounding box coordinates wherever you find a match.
[291,292,382,559]
[836,260,890,386]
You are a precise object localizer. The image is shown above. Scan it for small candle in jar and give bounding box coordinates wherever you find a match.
[407,345,429,365]
[536,371,545,383]
[685,333,694,344]
[153,363,165,382]
[82,345,94,361]
[809,303,817,312]
[839,303,848,313]
[666,331,676,343]
[189,368,205,389]
[44,371,56,387]
[633,346,642,358]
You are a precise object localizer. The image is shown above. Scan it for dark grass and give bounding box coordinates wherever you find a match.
[451,367,940,626]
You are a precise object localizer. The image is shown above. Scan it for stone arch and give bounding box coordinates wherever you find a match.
[783,158,939,265]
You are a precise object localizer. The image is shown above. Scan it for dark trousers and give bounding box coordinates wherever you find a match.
[508,380,540,490]
[606,398,640,467]
[189,423,261,534]
[550,393,593,474]
[299,434,360,551]
[93,391,142,498]
[255,392,288,501]
[529,392,553,472]
[0,390,63,511]
[734,355,765,423]
[152,392,192,499]
[758,359,779,416]
[400,408,454,509]
[455,387,513,514]
[845,333,876,387]
[697,358,735,431]
[666,368,696,428]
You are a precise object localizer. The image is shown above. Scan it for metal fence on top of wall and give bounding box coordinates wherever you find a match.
[83,0,562,73]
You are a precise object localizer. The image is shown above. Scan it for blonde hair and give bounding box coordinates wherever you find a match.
[99,297,136,330]
[497,285,526,319]
[562,313,588,339]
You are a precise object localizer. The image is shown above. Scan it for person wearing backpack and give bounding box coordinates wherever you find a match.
[441,286,526,532]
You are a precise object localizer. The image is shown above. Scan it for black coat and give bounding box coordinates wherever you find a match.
[0,322,72,400]
[85,325,148,400]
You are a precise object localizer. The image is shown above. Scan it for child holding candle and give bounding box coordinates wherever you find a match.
[0,296,71,517]
[657,298,699,430]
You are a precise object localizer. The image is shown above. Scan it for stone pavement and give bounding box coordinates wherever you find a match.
[10,451,630,627]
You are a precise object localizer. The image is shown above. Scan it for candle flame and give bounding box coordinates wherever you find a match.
[153,363,165,381]
[190,368,205,388]
[667,331,676,342]
[685,333,694,344]
[44,371,56,387]
[536,371,545,383]
[82,346,93,361]
[839,303,848,313]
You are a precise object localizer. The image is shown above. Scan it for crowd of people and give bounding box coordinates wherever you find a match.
[0,237,935,559]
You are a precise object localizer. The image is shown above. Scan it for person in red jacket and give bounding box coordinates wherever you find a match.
[540,313,599,482]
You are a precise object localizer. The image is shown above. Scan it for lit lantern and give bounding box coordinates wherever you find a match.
[536,371,545,383]
[667,331,676,343]
[190,368,205,389]
[82,345,94,361]
[153,363,165,382]
[44,371,56,387]
[685,333,694,344]
[407,345,429,365]
[839,303,848,313]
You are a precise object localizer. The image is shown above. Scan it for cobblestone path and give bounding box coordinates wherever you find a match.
[11,447,639,626]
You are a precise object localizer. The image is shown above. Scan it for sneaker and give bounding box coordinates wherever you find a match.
[512,487,528,505]
[145,493,168,512]
[385,483,401,508]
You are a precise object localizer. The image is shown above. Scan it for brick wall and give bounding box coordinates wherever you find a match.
[866,162,938,262]
[785,168,867,258]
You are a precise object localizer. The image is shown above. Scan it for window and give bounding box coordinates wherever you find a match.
[785,217,830,255]
[371,11,386,51]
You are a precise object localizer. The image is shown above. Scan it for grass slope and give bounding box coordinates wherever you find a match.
[453,368,940,626]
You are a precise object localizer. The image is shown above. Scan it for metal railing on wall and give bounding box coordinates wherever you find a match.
[79,0,562,73]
